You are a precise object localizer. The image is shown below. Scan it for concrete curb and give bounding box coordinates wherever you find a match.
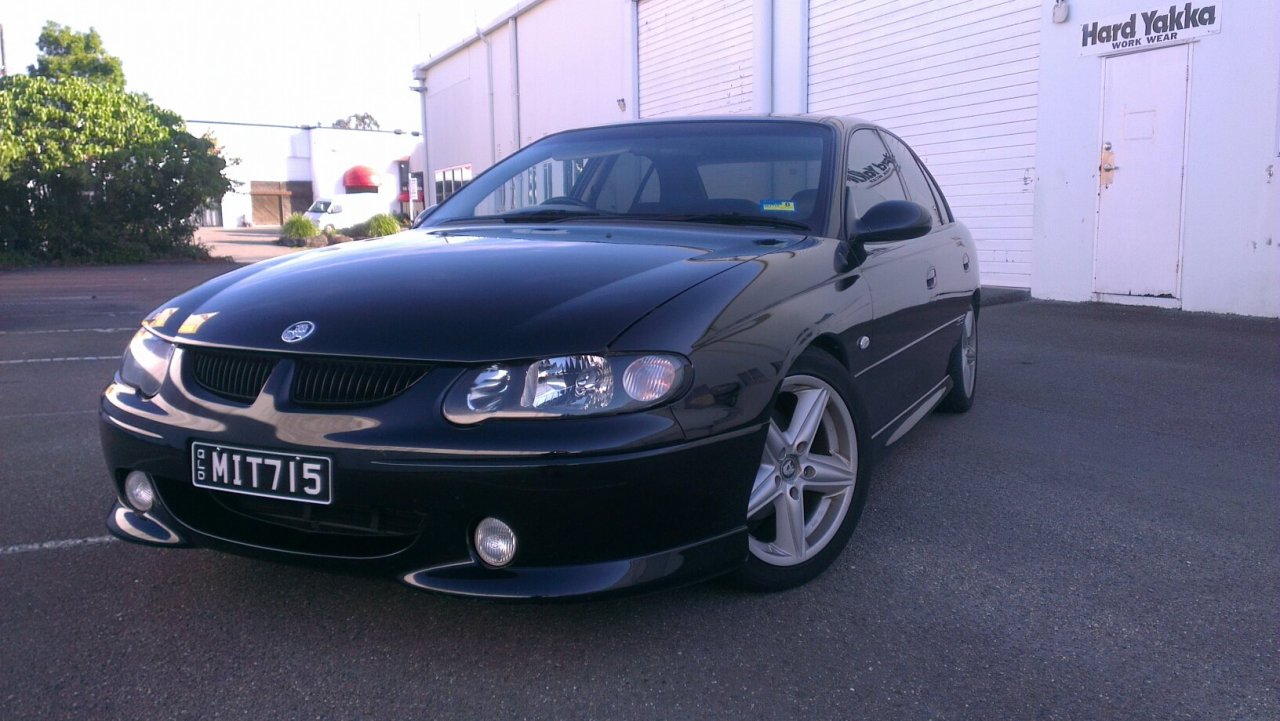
[981,286,1031,307]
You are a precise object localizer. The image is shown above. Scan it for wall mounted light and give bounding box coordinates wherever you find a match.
[1053,0,1069,23]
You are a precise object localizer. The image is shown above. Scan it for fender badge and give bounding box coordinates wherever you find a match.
[282,321,316,343]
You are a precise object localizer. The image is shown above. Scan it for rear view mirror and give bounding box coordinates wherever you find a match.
[851,200,931,243]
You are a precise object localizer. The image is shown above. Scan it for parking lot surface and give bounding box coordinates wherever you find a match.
[1,262,1276,720]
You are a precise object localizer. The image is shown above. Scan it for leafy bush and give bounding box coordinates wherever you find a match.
[366,214,401,238]
[281,214,319,243]
[0,74,230,263]
[341,220,369,238]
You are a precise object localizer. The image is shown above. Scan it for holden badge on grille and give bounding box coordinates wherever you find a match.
[281,321,316,343]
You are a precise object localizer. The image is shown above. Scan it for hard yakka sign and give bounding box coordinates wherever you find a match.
[1079,2,1221,56]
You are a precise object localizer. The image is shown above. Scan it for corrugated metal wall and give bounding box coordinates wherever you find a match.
[638,0,754,117]
[809,0,1040,288]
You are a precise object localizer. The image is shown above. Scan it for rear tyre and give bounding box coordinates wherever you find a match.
[938,304,977,413]
[731,349,870,591]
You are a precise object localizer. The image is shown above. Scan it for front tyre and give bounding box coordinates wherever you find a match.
[732,349,870,591]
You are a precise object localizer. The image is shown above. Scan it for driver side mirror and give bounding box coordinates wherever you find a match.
[848,200,932,244]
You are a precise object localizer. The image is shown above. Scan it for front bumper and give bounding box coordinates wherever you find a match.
[100,382,764,599]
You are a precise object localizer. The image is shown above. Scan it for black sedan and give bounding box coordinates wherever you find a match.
[100,116,980,599]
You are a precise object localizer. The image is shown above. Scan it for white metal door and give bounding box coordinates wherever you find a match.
[637,0,753,117]
[808,0,1041,289]
[1094,44,1189,298]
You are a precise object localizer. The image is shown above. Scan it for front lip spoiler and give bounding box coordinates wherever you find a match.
[400,527,745,600]
[106,503,190,547]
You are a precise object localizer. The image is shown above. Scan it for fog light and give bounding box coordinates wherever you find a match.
[474,517,517,567]
[124,471,156,512]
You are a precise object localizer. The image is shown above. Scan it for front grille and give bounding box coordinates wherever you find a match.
[185,347,430,407]
[187,349,276,403]
[291,358,430,408]
[215,493,426,537]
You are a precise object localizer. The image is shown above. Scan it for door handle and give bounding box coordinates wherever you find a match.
[1102,164,1120,172]
[926,267,937,290]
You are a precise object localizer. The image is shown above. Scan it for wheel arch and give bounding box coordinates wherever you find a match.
[807,333,848,373]
[791,335,874,454]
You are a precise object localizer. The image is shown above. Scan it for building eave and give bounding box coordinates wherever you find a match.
[412,0,553,77]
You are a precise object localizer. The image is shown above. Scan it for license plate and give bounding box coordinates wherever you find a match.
[192,442,333,505]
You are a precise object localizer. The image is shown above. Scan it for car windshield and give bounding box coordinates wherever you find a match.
[424,120,836,234]
[307,201,331,213]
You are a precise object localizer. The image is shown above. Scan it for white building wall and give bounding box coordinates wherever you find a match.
[419,0,632,183]
[808,0,1042,289]
[188,122,312,228]
[307,128,418,217]
[1032,0,1280,317]
[516,0,632,142]
[424,40,495,178]
[188,121,418,228]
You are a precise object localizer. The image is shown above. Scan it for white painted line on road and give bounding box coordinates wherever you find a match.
[0,355,120,365]
[0,327,134,335]
[0,409,96,420]
[0,535,118,556]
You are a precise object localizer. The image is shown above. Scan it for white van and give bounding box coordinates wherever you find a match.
[303,196,389,232]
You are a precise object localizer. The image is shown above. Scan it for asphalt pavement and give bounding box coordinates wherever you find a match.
[0,262,1276,720]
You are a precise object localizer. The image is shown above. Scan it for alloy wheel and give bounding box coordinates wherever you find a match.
[747,374,858,567]
[962,308,977,397]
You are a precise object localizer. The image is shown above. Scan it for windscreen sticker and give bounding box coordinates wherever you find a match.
[760,200,796,213]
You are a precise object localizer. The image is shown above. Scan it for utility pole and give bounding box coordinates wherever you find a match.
[1,24,8,77]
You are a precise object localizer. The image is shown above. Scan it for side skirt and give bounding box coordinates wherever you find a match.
[873,376,952,447]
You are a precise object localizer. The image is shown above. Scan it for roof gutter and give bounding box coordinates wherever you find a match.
[412,0,551,74]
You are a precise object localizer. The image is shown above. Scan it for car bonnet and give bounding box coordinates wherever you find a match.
[143,224,803,362]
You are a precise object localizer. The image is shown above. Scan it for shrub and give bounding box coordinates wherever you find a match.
[366,213,401,238]
[0,75,230,264]
[281,213,319,242]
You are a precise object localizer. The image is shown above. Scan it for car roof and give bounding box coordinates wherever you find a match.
[551,114,874,135]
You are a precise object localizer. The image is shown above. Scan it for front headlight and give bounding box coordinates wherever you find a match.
[119,328,175,397]
[443,353,688,424]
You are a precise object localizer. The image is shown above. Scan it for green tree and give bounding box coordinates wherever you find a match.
[0,74,231,263]
[27,21,125,88]
[333,112,380,130]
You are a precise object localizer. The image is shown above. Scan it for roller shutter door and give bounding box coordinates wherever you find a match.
[638,0,754,117]
[809,0,1040,288]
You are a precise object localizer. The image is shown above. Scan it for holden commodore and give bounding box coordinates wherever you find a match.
[100,116,979,598]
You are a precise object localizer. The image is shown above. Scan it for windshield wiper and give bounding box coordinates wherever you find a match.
[635,213,812,231]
